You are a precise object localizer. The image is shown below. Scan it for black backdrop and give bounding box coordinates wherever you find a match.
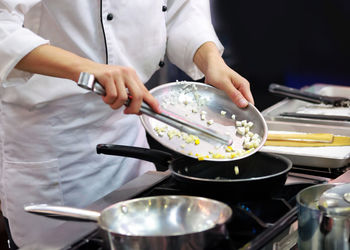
[212,0,350,111]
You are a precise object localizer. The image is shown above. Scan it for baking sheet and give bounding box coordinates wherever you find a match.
[260,121,350,168]
[262,84,350,127]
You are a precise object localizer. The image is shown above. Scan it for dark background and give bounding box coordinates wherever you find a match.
[212,0,350,111]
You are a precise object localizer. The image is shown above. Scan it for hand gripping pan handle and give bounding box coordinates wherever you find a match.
[77,72,233,145]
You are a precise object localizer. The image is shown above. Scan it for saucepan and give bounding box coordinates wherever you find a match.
[25,195,232,250]
[296,183,350,250]
[96,144,292,199]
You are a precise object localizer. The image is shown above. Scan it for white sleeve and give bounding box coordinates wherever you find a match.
[0,0,49,83]
[166,0,224,80]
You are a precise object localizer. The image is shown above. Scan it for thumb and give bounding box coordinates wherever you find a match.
[142,86,161,113]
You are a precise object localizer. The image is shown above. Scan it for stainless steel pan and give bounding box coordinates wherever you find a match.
[142,81,267,162]
[25,195,232,250]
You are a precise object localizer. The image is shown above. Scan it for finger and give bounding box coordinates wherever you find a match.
[228,84,249,108]
[110,76,128,110]
[100,76,118,105]
[213,78,249,108]
[123,78,143,114]
[140,84,161,113]
[234,76,255,105]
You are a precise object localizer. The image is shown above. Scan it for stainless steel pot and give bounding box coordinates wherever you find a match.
[25,195,232,250]
[296,183,350,250]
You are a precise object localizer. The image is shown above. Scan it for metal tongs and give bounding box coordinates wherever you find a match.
[77,72,232,145]
[269,83,350,107]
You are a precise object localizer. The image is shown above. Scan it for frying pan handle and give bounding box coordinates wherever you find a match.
[96,144,173,166]
[269,83,323,104]
[24,204,100,222]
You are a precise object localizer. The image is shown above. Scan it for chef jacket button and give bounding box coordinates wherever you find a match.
[162,5,168,12]
[107,13,114,21]
[159,61,165,67]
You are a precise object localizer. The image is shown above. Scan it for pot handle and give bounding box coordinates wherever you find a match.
[24,204,100,222]
[96,144,173,165]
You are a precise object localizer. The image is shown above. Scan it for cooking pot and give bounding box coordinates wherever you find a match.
[96,144,292,199]
[296,183,350,250]
[25,195,232,250]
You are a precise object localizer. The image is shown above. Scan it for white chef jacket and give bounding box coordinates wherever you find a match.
[0,0,223,246]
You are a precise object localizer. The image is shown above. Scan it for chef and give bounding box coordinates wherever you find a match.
[0,0,253,248]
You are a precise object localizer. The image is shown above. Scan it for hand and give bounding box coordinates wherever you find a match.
[86,63,160,114]
[204,59,254,108]
[194,42,254,108]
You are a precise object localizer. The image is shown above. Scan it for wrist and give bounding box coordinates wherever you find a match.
[69,58,99,83]
[193,42,223,76]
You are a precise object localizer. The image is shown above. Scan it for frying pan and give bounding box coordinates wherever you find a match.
[96,144,292,198]
[25,195,232,250]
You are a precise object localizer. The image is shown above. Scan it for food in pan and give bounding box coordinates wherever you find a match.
[234,166,239,175]
[154,121,259,160]
[215,166,240,179]
[207,119,214,125]
[153,81,262,160]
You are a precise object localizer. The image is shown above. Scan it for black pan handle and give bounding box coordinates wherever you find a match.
[279,112,350,121]
[96,144,173,166]
[269,83,324,104]
[268,83,350,107]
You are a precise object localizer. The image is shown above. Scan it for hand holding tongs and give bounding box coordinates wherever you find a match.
[77,72,232,145]
[269,83,350,107]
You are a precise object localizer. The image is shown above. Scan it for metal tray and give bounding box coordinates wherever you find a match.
[260,120,350,168]
[262,84,350,127]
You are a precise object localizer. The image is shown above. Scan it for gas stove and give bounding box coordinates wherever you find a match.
[21,166,345,250]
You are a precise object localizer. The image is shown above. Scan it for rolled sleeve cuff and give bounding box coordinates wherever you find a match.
[0,28,49,84]
[167,21,224,80]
